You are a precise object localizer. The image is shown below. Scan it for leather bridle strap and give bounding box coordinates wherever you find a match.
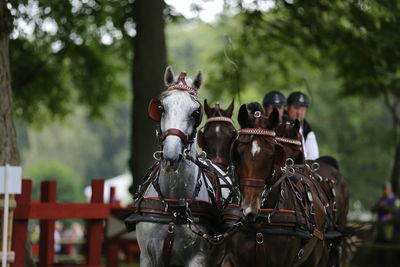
[238,128,276,137]
[275,137,302,146]
[212,157,230,167]
[240,178,265,188]
[205,116,234,125]
[163,128,192,145]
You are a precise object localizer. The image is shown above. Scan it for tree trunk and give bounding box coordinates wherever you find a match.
[0,0,19,166]
[391,137,400,195]
[129,0,167,193]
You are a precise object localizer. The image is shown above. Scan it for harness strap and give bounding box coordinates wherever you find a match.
[138,198,217,219]
[223,204,309,228]
[211,157,230,167]
[255,232,266,267]
[162,213,177,266]
[240,178,265,188]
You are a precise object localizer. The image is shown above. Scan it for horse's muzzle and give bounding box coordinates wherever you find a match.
[243,206,259,222]
[162,156,181,172]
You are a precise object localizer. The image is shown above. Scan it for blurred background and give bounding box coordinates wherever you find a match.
[1,0,400,265]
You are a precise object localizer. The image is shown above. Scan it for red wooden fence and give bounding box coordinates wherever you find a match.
[11,179,109,267]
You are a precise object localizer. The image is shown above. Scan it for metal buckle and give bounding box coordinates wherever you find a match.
[256,233,264,244]
[311,162,320,171]
[285,158,294,167]
[267,213,271,224]
[307,191,313,202]
[297,248,304,259]
[198,151,207,160]
[153,151,162,161]
[168,223,175,233]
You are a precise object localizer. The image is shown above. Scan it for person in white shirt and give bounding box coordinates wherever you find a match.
[286,91,319,160]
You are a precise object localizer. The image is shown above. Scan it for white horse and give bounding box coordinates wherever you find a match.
[135,66,224,267]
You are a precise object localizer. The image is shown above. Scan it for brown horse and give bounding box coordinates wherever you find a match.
[197,99,236,170]
[276,120,350,266]
[223,105,327,267]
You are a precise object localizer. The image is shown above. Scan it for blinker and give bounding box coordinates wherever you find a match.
[148,98,162,121]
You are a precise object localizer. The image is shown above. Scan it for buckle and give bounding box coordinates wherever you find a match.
[256,233,264,244]
[297,248,304,259]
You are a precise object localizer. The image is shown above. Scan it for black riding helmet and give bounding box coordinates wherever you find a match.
[287,91,310,107]
[262,91,286,107]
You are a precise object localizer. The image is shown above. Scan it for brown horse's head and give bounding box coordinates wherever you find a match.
[275,119,304,164]
[198,99,236,168]
[233,104,285,221]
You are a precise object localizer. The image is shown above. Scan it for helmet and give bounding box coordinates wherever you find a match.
[262,91,286,107]
[287,91,310,107]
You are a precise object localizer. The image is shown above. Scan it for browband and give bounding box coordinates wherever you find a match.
[205,117,234,124]
[238,128,276,137]
[275,137,302,146]
[167,84,198,96]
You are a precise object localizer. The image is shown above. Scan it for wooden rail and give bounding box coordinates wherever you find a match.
[11,179,109,267]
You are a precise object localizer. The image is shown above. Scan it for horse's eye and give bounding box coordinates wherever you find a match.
[191,110,199,118]
[158,105,164,112]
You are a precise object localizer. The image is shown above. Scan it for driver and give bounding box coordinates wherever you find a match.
[286,91,319,160]
[262,90,286,121]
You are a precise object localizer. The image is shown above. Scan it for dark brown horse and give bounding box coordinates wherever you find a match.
[276,120,350,266]
[223,105,327,267]
[197,99,236,170]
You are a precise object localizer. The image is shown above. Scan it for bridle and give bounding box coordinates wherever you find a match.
[197,102,237,166]
[148,72,203,153]
[236,127,277,189]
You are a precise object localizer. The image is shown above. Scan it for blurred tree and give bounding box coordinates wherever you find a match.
[5,0,170,192]
[25,160,84,202]
[205,5,394,207]
[0,0,19,166]
[129,0,166,193]
[274,0,400,193]
[7,0,130,124]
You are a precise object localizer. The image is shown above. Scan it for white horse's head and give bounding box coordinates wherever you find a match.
[149,66,203,172]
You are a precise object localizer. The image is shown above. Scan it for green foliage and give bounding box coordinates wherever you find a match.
[8,0,132,125]
[24,159,84,203]
[18,102,130,185]
[200,9,394,209]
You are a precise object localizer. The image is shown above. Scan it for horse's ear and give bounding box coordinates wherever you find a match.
[164,66,175,86]
[294,119,301,133]
[193,71,202,89]
[268,108,279,129]
[238,104,250,128]
[226,99,234,118]
[204,99,212,118]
